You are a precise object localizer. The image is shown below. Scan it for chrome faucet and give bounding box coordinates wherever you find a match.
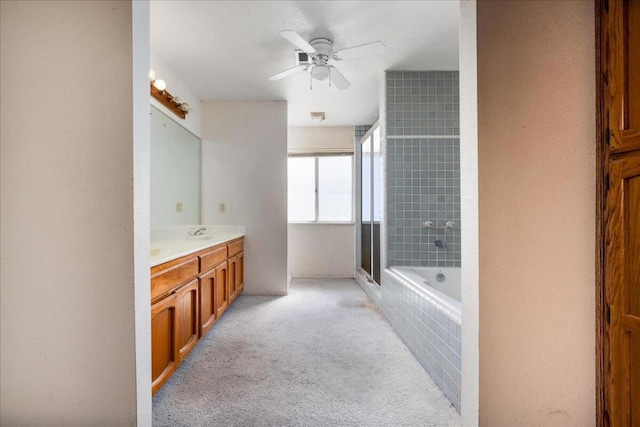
[189,227,207,236]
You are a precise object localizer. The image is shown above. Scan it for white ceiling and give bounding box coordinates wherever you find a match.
[150,1,459,127]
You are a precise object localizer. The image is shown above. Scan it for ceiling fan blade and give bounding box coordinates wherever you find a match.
[329,66,351,90]
[269,65,307,81]
[279,31,316,53]
[334,41,385,60]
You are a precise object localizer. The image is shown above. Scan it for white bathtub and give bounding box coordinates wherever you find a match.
[382,266,462,411]
[390,267,461,319]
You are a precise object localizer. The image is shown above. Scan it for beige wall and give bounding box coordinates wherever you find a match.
[0,1,139,424]
[477,1,595,424]
[288,126,355,278]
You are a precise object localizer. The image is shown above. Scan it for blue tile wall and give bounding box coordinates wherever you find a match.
[384,71,460,267]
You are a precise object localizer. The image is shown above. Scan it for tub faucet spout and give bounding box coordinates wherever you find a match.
[434,239,447,249]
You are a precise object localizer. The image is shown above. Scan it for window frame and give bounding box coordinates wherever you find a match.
[287,152,354,225]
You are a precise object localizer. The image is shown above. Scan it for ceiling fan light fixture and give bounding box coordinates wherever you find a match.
[311,65,330,81]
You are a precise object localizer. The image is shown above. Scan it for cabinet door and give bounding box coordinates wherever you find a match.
[151,293,178,395]
[237,251,244,293]
[199,268,217,338]
[228,255,238,304]
[176,278,199,362]
[215,261,229,318]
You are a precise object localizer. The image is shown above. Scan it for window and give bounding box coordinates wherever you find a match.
[288,154,353,223]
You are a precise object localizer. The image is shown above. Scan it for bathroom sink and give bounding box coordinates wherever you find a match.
[186,234,214,241]
[151,248,169,257]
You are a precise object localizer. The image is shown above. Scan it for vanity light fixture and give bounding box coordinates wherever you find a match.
[149,69,189,120]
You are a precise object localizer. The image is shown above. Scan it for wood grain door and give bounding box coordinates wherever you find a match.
[605,154,640,424]
[215,261,229,318]
[151,292,178,395]
[601,0,640,424]
[176,278,199,362]
[199,268,217,338]
[605,0,640,154]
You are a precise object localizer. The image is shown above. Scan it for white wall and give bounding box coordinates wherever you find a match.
[476,1,595,424]
[459,1,479,424]
[150,50,202,138]
[287,126,356,278]
[133,1,152,423]
[1,1,140,424]
[201,101,288,295]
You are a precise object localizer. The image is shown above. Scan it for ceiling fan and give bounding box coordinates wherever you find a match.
[269,31,385,90]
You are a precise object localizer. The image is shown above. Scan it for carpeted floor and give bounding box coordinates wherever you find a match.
[152,278,461,426]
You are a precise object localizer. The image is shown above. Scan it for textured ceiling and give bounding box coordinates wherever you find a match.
[150,1,459,127]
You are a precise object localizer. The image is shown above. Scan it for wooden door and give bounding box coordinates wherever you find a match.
[176,278,199,362]
[151,292,178,395]
[228,255,238,304]
[215,261,229,318]
[199,267,217,338]
[601,0,640,424]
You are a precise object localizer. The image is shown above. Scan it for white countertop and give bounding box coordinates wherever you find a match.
[150,225,245,267]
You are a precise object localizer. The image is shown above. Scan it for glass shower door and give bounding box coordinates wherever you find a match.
[359,125,381,285]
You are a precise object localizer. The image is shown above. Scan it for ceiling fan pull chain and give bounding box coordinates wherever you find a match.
[309,70,312,90]
[329,67,332,88]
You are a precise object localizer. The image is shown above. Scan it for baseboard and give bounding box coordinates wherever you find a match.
[241,291,288,296]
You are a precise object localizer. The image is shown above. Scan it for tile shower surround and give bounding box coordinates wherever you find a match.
[375,71,462,412]
[384,71,460,268]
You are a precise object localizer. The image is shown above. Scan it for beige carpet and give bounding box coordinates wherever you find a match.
[152,278,460,426]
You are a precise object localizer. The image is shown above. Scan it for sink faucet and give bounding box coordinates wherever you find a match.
[189,227,207,236]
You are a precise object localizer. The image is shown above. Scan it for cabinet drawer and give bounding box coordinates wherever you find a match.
[228,239,244,257]
[151,257,199,300]
[199,245,227,272]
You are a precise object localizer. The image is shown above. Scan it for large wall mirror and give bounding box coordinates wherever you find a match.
[151,106,201,226]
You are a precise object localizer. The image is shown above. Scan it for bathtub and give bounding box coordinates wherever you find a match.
[380,266,462,412]
[392,267,460,314]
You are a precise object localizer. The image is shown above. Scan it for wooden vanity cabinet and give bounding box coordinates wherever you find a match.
[151,236,244,395]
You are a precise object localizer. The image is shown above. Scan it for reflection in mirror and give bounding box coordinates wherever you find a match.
[151,106,201,226]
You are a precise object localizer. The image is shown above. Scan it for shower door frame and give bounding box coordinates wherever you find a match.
[356,121,381,286]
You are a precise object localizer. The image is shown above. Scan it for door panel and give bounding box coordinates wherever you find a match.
[229,255,237,303]
[605,153,640,425]
[151,293,178,395]
[176,278,199,362]
[606,0,640,153]
[215,261,229,318]
[199,268,216,337]
[237,252,244,293]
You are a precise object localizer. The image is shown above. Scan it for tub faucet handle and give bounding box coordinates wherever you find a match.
[423,221,434,228]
